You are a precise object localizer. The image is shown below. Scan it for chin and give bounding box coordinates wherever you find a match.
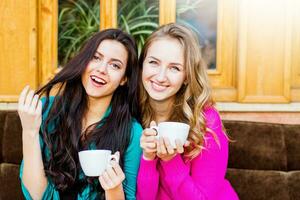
[149,94,168,102]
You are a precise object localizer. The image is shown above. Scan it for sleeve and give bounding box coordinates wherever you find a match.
[123,121,143,200]
[159,107,229,200]
[136,156,159,200]
[19,160,60,200]
[19,96,60,200]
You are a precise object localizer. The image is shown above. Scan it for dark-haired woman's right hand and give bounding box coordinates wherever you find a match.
[140,121,158,160]
[18,85,42,138]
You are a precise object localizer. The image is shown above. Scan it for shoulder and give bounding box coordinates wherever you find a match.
[125,118,143,153]
[130,118,143,138]
[40,96,55,108]
[203,106,222,129]
[40,96,56,121]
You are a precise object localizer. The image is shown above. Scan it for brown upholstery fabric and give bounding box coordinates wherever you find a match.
[0,111,6,162]
[0,163,24,200]
[225,121,287,171]
[287,171,300,200]
[285,125,300,170]
[2,112,22,164]
[226,168,290,200]
[224,120,300,200]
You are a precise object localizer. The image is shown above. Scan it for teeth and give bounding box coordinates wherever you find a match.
[91,76,106,84]
[152,82,167,90]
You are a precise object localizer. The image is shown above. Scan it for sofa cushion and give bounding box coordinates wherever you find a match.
[226,168,290,200]
[0,111,6,162]
[284,124,300,170]
[224,121,287,171]
[287,171,300,199]
[2,112,22,164]
[0,163,24,200]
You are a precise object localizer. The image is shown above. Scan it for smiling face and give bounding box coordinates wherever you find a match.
[81,39,128,100]
[142,37,186,104]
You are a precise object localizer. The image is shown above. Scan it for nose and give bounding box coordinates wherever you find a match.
[155,67,167,82]
[96,61,108,74]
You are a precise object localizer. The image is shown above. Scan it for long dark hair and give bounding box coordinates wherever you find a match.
[36,29,140,195]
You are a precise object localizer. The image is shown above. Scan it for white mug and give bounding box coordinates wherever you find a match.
[151,122,190,148]
[78,150,119,177]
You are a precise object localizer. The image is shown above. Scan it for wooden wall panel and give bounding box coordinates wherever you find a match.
[291,0,300,101]
[237,0,292,103]
[39,0,58,85]
[210,0,238,102]
[0,1,37,102]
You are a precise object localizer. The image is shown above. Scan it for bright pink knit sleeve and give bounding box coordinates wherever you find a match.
[136,156,159,200]
[159,107,233,200]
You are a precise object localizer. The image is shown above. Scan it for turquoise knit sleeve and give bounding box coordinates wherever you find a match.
[19,159,60,200]
[122,120,143,200]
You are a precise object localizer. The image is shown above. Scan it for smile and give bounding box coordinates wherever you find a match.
[90,75,107,87]
[151,81,169,92]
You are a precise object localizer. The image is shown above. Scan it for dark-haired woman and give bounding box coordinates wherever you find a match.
[18,29,142,200]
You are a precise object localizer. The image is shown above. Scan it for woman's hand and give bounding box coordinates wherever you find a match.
[156,137,185,162]
[18,85,42,138]
[99,152,125,191]
[140,121,158,160]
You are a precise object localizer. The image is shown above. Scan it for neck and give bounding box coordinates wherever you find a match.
[150,98,174,123]
[82,95,112,132]
[87,95,112,119]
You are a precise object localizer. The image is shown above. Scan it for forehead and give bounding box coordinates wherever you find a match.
[96,39,128,62]
[146,38,184,64]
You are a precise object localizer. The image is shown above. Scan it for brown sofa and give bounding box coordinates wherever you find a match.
[0,110,300,200]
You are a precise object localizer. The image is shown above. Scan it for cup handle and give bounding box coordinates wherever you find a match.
[110,154,120,163]
[150,125,159,138]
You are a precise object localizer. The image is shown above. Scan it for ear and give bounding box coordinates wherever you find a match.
[183,78,188,86]
[120,76,127,86]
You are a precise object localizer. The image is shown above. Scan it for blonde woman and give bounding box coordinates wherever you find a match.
[136,23,238,200]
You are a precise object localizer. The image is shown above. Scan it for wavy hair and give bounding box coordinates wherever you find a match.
[36,29,139,196]
[139,23,214,160]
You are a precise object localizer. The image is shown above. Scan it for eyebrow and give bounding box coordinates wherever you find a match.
[95,51,124,65]
[148,56,183,66]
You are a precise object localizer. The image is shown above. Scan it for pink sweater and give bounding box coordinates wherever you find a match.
[136,107,239,200]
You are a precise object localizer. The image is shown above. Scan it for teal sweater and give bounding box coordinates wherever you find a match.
[20,97,142,199]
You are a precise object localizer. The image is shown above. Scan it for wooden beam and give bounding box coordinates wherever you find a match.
[38,0,58,85]
[100,0,117,30]
[159,0,176,25]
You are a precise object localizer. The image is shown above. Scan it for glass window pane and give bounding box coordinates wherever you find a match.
[58,0,100,66]
[117,0,159,55]
[176,0,218,69]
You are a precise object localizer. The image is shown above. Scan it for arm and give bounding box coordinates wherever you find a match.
[136,121,160,200]
[159,108,229,200]
[18,86,47,199]
[19,92,58,200]
[122,121,143,200]
[136,156,159,200]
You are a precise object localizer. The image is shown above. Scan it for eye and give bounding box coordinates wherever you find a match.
[148,60,159,67]
[170,66,180,72]
[109,63,121,69]
[92,55,101,61]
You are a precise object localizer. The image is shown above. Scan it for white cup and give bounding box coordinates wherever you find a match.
[151,122,190,148]
[78,150,119,177]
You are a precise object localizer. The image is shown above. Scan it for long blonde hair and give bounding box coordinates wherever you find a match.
[139,23,214,160]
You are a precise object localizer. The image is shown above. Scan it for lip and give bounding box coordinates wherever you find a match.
[150,81,169,92]
[90,75,107,87]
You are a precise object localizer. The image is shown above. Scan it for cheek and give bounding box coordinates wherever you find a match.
[172,74,186,88]
[111,70,126,85]
[142,64,154,80]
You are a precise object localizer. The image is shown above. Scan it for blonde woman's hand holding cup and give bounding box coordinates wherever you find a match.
[140,121,158,160]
